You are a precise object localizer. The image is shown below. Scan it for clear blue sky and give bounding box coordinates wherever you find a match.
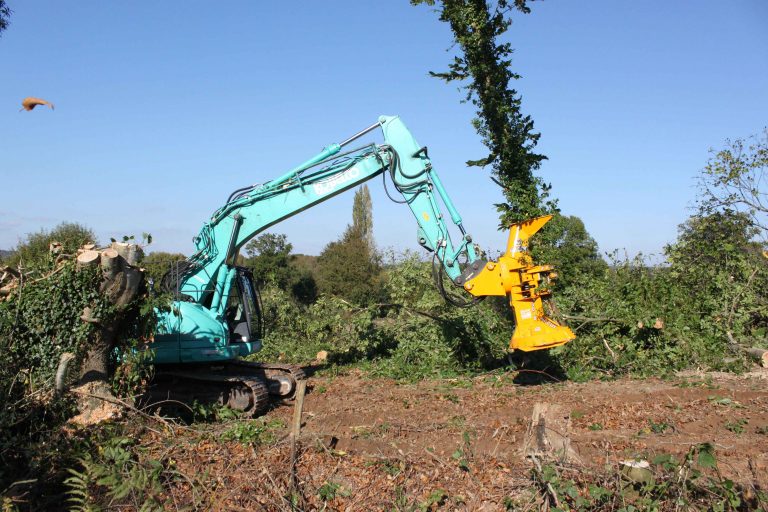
[1,1,766,260]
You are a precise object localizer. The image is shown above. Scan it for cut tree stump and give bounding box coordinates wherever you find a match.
[76,250,101,268]
[523,402,579,463]
[74,242,145,421]
[100,248,120,282]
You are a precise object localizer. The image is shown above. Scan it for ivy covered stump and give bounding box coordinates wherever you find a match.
[71,241,145,424]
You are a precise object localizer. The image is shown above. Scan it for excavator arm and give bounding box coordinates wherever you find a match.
[154,115,573,365]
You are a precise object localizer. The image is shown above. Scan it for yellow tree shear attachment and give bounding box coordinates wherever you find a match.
[462,215,575,352]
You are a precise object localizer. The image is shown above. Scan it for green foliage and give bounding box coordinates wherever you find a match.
[419,489,448,511]
[412,0,554,223]
[0,225,161,500]
[531,214,607,289]
[6,222,96,269]
[0,249,13,264]
[221,418,285,445]
[0,262,110,384]
[243,233,318,303]
[65,433,172,511]
[111,348,155,398]
[529,443,760,511]
[646,418,673,435]
[315,187,382,305]
[666,210,768,344]
[317,481,350,501]
[351,184,374,247]
[554,207,768,379]
[315,233,383,306]
[724,419,748,434]
[140,251,186,285]
[243,233,294,288]
[259,253,510,380]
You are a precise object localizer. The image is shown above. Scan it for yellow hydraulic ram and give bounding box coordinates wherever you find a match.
[462,215,575,352]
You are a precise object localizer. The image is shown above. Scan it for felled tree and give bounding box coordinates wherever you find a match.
[412,0,554,224]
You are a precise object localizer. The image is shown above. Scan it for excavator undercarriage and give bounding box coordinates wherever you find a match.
[144,362,306,417]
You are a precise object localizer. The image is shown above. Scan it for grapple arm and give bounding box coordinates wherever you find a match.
[462,215,575,352]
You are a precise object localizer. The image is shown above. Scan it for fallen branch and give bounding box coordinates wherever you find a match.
[602,338,618,364]
[562,315,622,323]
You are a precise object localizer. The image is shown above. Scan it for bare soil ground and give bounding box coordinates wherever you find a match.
[139,368,768,510]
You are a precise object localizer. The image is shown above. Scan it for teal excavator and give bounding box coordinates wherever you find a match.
[147,116,574,415]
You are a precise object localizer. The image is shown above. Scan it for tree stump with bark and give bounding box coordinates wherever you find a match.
[71,242,145,425]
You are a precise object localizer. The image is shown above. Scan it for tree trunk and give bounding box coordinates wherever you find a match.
[79,325,116,384]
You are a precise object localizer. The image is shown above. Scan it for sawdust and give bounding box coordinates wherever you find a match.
[69,381,123,426]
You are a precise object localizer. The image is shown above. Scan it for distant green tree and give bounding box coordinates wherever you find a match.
[8,222,96,268]
[316,187,382,305]
[666,210,767,340]
[351,184,373,248]
[531,215,606,289]
[412,0,554,225]
[0,1,11,37]
[242,233,318,303]
[0,249,13,264]
[243,233,294,289]
[315,235,382,305]
[141,252,187,285]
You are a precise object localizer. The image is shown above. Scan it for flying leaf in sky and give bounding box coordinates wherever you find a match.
[19,97,54,111]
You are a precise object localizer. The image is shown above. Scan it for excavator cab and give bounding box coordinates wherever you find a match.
[225,267,263,344]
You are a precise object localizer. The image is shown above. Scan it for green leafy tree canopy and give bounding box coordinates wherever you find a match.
[243,233,294,288]
[8,222,96,269]
[316,187,382,305]
[699,128,768,240]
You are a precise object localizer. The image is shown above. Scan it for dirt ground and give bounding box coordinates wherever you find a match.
[140,368,768,510]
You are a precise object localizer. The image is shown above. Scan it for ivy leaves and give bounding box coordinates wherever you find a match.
[413,0,554,224]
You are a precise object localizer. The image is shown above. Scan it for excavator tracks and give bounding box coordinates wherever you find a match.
[144,361,306,417]
[227,361,306,398]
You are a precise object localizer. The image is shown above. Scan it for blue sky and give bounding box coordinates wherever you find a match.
[1,1,766,260]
